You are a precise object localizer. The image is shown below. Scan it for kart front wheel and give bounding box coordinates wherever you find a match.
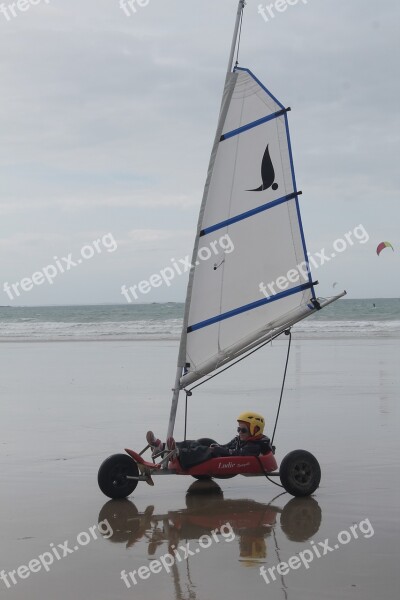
[279,450,321,497]
[98,454,139,499]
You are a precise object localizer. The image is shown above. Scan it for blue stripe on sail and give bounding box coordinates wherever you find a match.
[283,112,315,296]
[234,67,285,110]
[200,192,300,237]
[187,283,313,333]
[220,108,289,142]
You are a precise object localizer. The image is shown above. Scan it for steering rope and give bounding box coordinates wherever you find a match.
[183,328,292,466]
[271,329,292,446]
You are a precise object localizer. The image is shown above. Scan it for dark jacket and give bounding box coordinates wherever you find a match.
[220,434,272,456]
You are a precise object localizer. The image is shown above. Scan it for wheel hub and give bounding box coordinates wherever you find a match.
[293,462,312,485]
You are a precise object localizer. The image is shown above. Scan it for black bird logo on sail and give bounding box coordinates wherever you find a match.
[248,144,278,192]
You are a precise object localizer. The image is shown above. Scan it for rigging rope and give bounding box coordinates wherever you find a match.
[183,329,292,489]
[271,330,292,445]
[184,328,292,452]
[184,391,189,441]
[184,327,290,396]
[259,330,292,490]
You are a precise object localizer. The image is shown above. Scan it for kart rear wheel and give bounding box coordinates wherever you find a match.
[279,450,321,497]
[98,454,139,499]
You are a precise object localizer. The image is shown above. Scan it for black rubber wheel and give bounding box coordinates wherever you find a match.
[98,454,139,499]
[279,450,321,497]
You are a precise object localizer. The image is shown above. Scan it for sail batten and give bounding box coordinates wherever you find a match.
[220,107,290,141]
[200,191,300,237]
[181,292,346,388]
[187,282,314,333]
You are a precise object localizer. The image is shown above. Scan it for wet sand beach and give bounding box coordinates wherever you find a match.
[0,337,399,599]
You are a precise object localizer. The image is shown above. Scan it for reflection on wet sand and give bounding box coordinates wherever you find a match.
[98,481,321,597]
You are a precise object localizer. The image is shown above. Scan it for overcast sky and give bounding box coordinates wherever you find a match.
[0,0,399,305]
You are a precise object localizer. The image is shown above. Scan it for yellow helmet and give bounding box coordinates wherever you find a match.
[237,411,265,436]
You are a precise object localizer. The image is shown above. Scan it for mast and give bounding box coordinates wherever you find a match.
[227,1,246,75]
[165,1,246,441]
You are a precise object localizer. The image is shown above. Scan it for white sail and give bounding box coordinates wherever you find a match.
[165,3,346,441]
[178,67,318,388]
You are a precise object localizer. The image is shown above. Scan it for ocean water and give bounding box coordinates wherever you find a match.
[0,298,399,341]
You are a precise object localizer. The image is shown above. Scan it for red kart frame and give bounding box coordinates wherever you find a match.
[98,445,321,497]
[125,447,278,478]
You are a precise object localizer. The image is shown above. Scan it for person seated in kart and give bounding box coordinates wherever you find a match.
[146,412,273,467]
